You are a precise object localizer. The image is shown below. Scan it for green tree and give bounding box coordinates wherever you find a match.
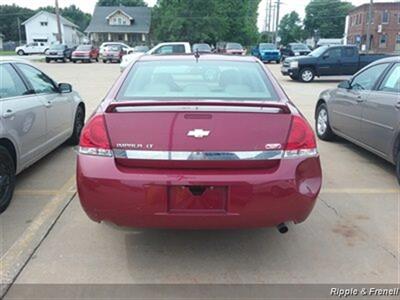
[0,5,35,41]
[96,0,147,6]
[278,11,304,45]
[304,0,354,38]
[152,0,260,46]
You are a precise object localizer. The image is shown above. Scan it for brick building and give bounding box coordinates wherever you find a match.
[346,2,400,53]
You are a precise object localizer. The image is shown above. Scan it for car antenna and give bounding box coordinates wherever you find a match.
[194,49,200,62]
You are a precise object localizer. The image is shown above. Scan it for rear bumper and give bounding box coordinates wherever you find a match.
[260,53,281,62]
[72,56,90,60]
[77,155,322,229]
[46,55,65,59]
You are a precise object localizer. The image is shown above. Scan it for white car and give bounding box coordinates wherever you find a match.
[15,42,49,55]
[120,42,192,72]
[99,42,134,56]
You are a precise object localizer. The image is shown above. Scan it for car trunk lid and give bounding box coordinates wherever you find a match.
[104,102,292,169]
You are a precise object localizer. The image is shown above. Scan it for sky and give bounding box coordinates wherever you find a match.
[0,0,397,31]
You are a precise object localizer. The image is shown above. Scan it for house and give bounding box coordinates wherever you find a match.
[22,10,84,47]
[85,5,151,45]
[0,33,4,50]
[346,2,400,53]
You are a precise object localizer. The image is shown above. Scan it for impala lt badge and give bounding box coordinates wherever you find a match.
[187,129,210,138]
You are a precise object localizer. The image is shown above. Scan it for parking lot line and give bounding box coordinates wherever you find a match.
[0,176,76,297]
[322,188,399,194]
[13,190,59,196]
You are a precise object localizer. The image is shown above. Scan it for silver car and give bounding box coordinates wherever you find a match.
[315,56,400,183]
[0,59,85,213]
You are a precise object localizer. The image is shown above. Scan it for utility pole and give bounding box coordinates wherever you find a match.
[271,4,275,43]
[55,0,63,43]
[17,17,22,46]
[275,0,281,46]
[365,0,373,53]
[267,0,272,32]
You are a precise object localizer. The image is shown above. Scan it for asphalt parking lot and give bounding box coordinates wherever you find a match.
[1,61,399,297]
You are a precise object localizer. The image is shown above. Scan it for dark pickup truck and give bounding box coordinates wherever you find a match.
[281,45,391,82]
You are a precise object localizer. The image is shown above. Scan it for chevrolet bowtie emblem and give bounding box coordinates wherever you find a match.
[187,129,210,138]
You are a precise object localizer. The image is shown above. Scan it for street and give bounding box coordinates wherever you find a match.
[1,62,399,297]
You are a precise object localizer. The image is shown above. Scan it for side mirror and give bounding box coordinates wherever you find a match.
[58,83,72,93]
[338,80,351,89]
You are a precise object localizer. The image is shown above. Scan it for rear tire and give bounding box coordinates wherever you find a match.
[68,105,85,145]
[0,146,16,214]
[17,50,25,56]
[103,59,107,63]
[45,58,50,63]
[316,103,335,141]
[276,60,280,64]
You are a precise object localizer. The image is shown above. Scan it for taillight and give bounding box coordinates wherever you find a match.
[79,115,113,157]
[284,116,318,158]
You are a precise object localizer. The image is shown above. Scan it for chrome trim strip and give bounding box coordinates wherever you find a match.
[113,149,284,161]
[115,106,282,114]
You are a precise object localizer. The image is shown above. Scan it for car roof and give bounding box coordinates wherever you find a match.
[137,54,257,62]
[0,57,32,64]
[368,55,400,66]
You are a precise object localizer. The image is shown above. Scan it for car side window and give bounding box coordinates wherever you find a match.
[326,48,341,59]
[0,64,28,99]
[351,63,390,91]
[378,63,400,93]
[343,47,356,57]
[16,63,58,94]
[172,45,185,53]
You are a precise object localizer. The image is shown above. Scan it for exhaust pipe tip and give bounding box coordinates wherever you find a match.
[277,223,288,234]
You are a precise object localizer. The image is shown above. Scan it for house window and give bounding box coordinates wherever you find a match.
[382,10,389,24]
[379,34,387,48]
[40,21,48,26]
[398,13,400,24]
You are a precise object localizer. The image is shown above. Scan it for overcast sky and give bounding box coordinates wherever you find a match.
[0,0,397,31]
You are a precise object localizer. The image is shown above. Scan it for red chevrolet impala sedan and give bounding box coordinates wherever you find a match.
[77,54,322,232]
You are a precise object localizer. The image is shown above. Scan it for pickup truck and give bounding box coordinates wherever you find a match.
[15,42,49,55]
[120,42,192,71]
[281,45,391,82]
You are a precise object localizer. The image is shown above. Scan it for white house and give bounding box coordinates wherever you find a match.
[22,11,84,47]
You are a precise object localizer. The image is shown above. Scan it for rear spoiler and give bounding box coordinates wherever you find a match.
[105,101,291,114]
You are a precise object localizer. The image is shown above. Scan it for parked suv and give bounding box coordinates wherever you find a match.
[45,44,74,63]
[280,43,311,61]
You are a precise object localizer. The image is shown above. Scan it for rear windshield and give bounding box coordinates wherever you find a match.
[76,45,92,51]
[193,44,211,52]
[116,60,278,101]
[226,43,243,50]
[260,43,276,50]
[106,45,121,51]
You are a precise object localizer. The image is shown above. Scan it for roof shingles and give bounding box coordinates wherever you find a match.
[85,6,151,34]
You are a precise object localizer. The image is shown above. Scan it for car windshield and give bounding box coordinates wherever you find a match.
[193,44,211,52]
[291,44,309,50]
[117,60,278,101]
[308,46,329,57]
[259,43,276,50]
[49,44,65,50]
[133,46,149,52]
[226,43,243,50]
[76,45,92,51]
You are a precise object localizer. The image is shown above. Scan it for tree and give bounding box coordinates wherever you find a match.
[151,0,260,46]
[304,0,354,38]
[96,0,147,6]
[278,11,304,45]
[0,5,35,42]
